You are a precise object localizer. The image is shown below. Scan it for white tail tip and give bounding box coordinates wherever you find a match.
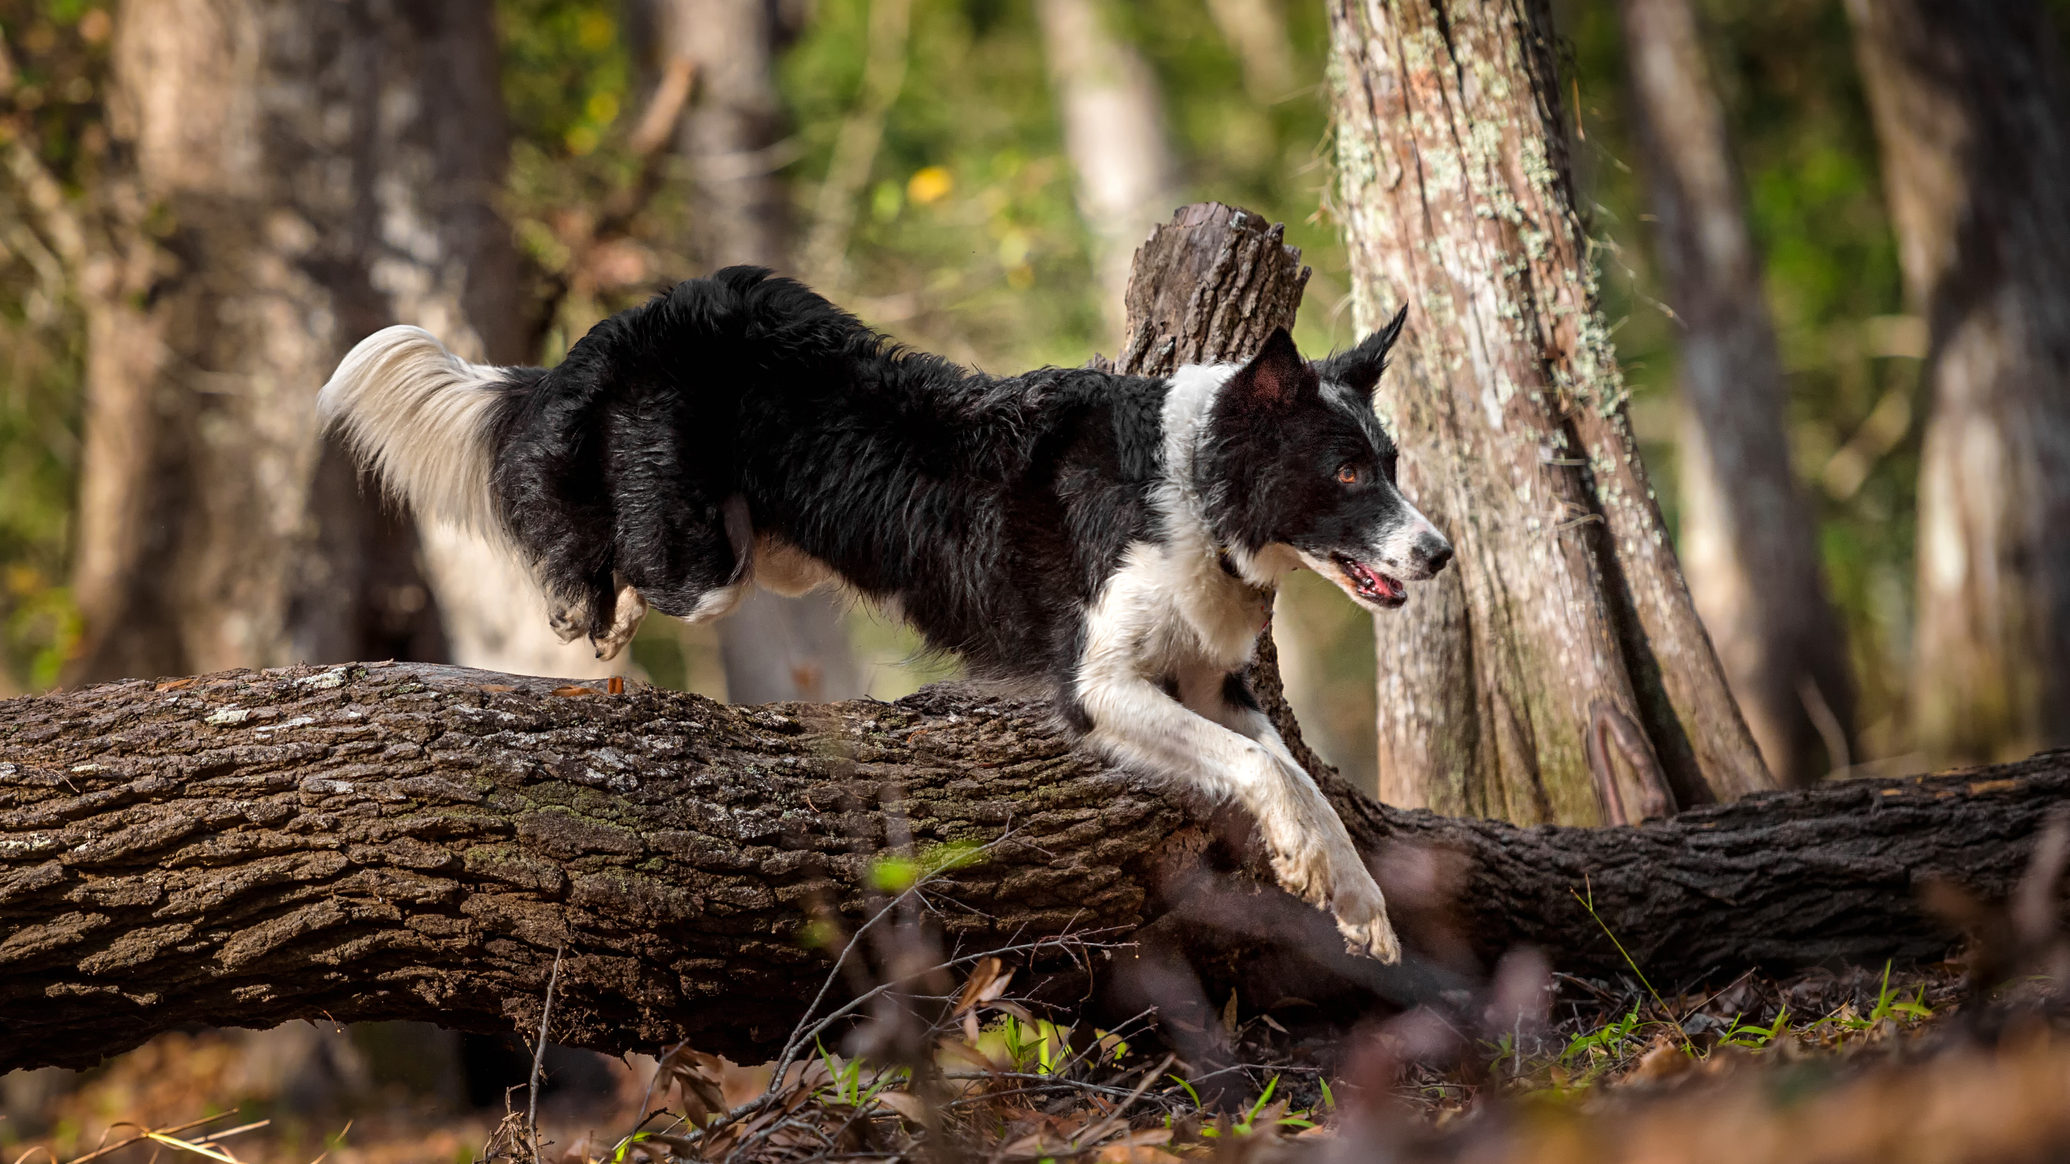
[319,325,511,538]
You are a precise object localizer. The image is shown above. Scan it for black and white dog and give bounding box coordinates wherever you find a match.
[320,267,1451,962]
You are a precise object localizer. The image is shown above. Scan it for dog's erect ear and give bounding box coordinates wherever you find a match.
[1224,326,1315,412]
[1316,305,1409,395]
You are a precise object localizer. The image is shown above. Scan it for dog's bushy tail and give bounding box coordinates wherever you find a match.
[317,326,531,546]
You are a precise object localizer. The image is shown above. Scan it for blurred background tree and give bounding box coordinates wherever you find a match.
[0,0,2065,800]
[1846,0,2070,767]
[632,0,865,703]
[1620,0,1855,788]
[1330,0,1773,825]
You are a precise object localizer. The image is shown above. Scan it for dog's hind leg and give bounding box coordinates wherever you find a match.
[612,479,754,626]
[597,376,757,637]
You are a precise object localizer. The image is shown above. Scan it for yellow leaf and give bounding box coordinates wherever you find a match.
[907,165,954,205]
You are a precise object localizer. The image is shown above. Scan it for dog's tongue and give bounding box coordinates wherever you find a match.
[1351,560,1402,601]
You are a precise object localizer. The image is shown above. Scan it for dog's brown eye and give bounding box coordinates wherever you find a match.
[1337,465,1361,485]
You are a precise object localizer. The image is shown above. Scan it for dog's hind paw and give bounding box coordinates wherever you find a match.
[590,584,649,661]
[547,601,588,644]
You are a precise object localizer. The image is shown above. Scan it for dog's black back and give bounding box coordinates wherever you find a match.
[489,267,1166,692]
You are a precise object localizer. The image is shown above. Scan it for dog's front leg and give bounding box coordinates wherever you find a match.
[1079,668,1402,963]
[1178,668,1401,961]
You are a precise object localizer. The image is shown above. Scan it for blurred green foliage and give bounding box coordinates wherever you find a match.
[784,0,1100,366]
[0,0,105,691]
[0,0,1974,770]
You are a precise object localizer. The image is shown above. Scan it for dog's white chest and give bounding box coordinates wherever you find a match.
[1082,539,1270,683]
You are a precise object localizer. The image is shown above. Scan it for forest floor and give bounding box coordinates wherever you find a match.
[2,956,2063,1164]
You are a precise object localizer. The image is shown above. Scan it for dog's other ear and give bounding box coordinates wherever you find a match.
[1316,304,1409,395]
[1224,326,1315,411]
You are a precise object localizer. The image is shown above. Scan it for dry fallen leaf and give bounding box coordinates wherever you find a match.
[873,1089,929,1124]
[1095,1145,1183,1163]
[1626,1034,1693,1084]
[551,685,600,697]
[657,1047,732,1124]
[961,957,1012,1008]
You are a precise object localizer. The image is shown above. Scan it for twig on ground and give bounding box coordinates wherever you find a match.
[528,946,566,1163]
[58,1114,238,1164]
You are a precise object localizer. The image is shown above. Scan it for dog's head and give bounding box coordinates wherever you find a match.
[1198,314,1452,610]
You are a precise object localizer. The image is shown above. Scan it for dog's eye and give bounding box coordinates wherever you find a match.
[1336,464,1362,485]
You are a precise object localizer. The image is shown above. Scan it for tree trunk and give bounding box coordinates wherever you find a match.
[1205,0,1299,99]
[1620,0,1857,785]
[648,0,865,704]
[67,0,596,683]
[0,662,2055,1073]
[414,536,614,679]
[1845,0,2070,765]
[1037,0,1181,345]
[1326,0,1775,825]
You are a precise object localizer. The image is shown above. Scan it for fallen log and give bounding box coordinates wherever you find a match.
[0,661,2059,1072]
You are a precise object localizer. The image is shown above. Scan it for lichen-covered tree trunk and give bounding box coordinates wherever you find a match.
[1621,0,1856,785]
[67,0,598,684]
[0,663,2057,1073]
[1845,0,2070,765]
[647,0,865,704]
[1326,0,1774,825]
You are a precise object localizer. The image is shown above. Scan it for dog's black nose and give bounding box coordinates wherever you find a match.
[1419,534,1454,575]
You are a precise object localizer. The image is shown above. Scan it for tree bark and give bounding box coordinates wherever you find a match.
[66,0,600,683]
[1845,0,2070,765]
[0,663,2056,1073]
[645,0,865,705]
[1326,0,1776,825]
[1620,0,1857,786]
[1037,0,1181,345]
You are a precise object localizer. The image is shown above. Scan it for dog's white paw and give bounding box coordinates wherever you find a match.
[590,584,649,660]
[1328,869,1402,964]
[1267,843,1335,910]
[1261,806,1401,963]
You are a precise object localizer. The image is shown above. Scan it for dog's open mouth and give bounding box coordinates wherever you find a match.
[1333,554,1406,607]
